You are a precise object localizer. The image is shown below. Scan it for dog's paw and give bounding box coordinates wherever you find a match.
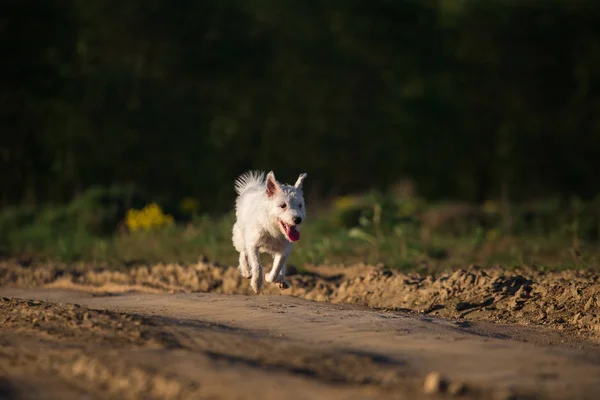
[265,274,289,289]
[277,279,290,290]
[250,278,263,294]
[238,266,252,279]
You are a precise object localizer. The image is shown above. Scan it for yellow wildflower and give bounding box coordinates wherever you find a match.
[125,203,175,232]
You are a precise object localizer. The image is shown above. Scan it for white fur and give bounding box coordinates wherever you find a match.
[232,170,307,294]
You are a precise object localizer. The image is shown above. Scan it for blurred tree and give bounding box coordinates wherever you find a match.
[1,0,600,211]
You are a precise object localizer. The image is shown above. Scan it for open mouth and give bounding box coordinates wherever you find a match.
[279,220,300,242]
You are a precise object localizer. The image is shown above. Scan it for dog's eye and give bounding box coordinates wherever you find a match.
[280,203,287,209]
[299,204,303,209]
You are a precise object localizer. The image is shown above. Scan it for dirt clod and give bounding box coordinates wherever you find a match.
[423,372,448,394]
[448,381,468,396]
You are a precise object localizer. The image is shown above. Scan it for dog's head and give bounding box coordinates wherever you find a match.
[265,171,307,243]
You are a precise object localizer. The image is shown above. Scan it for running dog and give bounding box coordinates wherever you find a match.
[232,170,307,294]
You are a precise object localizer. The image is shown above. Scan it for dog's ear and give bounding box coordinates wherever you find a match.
[266,171,282,198]
[294,173,307,190]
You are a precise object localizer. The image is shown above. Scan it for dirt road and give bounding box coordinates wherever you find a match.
[2,259,600,399]
[2,286,600,400]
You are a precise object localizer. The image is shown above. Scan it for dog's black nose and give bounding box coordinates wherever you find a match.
[293,217,302,225]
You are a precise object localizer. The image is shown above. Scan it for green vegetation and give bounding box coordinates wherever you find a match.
[2,187,599,272]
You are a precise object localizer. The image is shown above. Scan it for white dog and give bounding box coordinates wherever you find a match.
[232,170,307,294]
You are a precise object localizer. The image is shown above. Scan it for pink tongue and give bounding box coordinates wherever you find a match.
[287,226,300,242]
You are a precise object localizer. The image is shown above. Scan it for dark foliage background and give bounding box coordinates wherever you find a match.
[3,0,600,212]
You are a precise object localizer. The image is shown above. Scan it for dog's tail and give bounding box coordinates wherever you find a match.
[234,170,265,195]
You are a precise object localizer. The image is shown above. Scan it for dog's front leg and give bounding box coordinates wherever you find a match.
[266,250,290,290]
[238,251,252,279]
[246,247,263,294]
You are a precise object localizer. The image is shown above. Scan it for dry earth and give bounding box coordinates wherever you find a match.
[1,259,600,400]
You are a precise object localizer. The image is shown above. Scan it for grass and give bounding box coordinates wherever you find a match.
[1,186,600,272]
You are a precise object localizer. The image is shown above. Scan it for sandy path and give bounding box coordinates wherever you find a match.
[1,288,600,400]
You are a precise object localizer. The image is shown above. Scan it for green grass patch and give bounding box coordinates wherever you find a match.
[2,187,600,272]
